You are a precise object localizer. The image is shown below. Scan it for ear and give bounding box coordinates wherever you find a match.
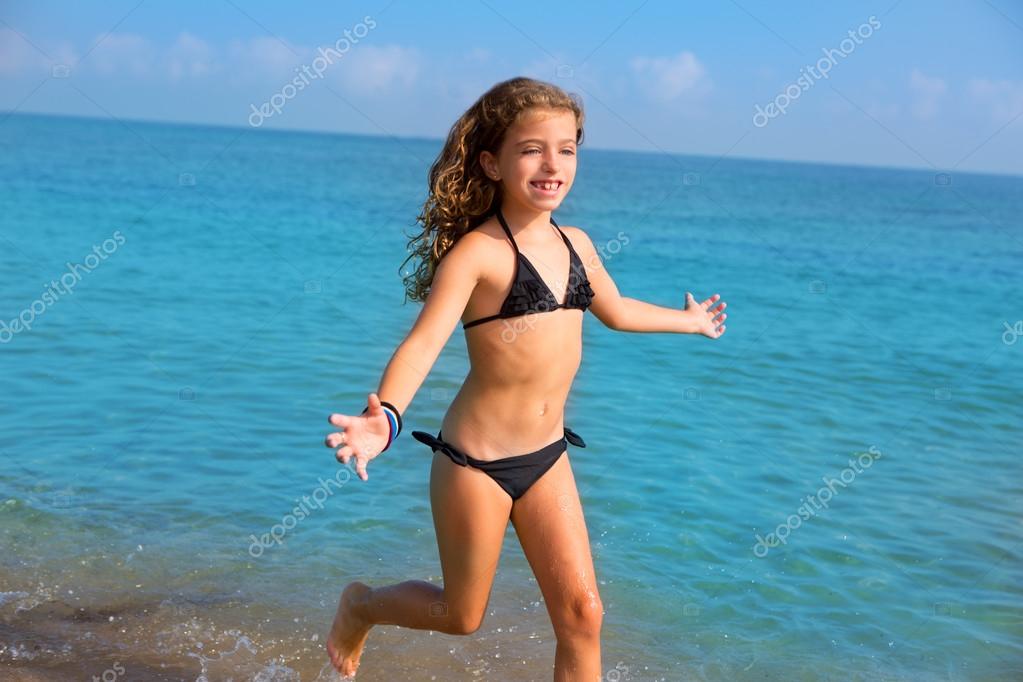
[479,150,499,181]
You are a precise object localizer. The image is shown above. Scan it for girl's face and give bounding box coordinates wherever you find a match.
[481,107,578,212]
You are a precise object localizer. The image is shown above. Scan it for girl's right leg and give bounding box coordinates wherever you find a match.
[326,451,512,675]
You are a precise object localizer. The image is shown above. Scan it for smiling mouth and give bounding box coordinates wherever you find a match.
[530,180,562,191]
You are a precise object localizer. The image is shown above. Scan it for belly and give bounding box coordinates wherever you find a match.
[444,311,584,460]
[465,309,583,388]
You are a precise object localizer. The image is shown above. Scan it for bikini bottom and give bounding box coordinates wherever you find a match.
[410,427,586,501]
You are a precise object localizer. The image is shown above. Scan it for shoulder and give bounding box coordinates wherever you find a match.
[434,221,500,281]
[557,224,595,253]
[557,224,612,273]
[444,217,512,261]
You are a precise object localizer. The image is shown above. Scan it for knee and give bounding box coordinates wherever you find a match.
[553,592,603,641]
[430,600,483,636]
[445,611,484,635]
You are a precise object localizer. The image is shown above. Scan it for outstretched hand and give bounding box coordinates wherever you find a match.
[683,292,727,338]
[325,392,391,481]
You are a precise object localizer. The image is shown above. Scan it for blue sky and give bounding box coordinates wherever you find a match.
[2,0,1022,176]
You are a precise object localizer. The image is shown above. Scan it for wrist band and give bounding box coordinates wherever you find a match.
[379,400,403,434]
[361,401,403,452]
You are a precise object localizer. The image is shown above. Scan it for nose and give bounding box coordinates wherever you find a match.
[542,150,560,172]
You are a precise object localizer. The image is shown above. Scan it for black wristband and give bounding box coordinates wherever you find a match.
[362,400,403,435]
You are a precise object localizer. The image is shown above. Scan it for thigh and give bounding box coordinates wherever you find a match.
[430,451,513,628]
[510,452,602,629]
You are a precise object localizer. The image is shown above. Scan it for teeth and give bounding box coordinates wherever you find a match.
[535,181,558,190]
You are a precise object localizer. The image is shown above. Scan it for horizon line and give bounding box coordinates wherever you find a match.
[3,108,1020,181]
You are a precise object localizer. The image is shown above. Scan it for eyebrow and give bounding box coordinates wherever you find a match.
[515,138,576,146]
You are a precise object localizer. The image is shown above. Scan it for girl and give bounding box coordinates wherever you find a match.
[324,76,727,680]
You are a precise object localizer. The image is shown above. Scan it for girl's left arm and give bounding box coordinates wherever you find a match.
[566,226,727,338]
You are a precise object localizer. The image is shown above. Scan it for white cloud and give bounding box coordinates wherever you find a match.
[518,57,568,83]
[0,27,38,76]
[0,28,77,76]
[866,102,901,119]
[332,44,420,94]
[630,50,710,101]
[166,32,217,81]
[909,68,946,121]
[227,36,304,81]
[88,32,156,77]
[1,28,418,95]
[465,47,491,63]
[967,77,1023,122]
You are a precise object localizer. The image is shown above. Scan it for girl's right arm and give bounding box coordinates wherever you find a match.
[372,231,485,415]
[325,231,485,479]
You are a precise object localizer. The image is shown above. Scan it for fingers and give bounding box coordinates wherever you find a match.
[330,435,372,480]
[685,291,696,309]
[354,454,369,481]
[335,444,353,465]
[328,413,351,428]
[700,293,720,310]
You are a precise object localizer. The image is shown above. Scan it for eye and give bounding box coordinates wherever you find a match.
[523,148,541,155]
[561,149,575,156]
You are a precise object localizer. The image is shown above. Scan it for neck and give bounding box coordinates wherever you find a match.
[499,200,552,235]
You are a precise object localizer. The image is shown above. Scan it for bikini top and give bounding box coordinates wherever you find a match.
[462,207,595,330]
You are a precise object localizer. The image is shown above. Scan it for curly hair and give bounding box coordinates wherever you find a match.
[399,77,585,303]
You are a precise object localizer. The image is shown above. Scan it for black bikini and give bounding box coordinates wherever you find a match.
[461,207,595,329]
[410,428,587,501]
[410,208,594,501]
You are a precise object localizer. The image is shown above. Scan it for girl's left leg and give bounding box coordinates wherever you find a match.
[510,452,603,682]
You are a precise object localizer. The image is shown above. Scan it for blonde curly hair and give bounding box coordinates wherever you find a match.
[400,77,585,303]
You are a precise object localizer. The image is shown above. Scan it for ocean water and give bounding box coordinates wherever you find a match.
[1,111,1020,681]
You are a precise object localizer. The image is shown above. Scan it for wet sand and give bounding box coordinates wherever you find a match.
[0,574,571,681]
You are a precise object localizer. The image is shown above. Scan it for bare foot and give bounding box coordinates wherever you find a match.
[326,581,373,677]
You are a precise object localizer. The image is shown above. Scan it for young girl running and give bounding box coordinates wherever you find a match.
[324,76,727,680]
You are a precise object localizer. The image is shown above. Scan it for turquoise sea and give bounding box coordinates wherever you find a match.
[1,111,1020,681]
